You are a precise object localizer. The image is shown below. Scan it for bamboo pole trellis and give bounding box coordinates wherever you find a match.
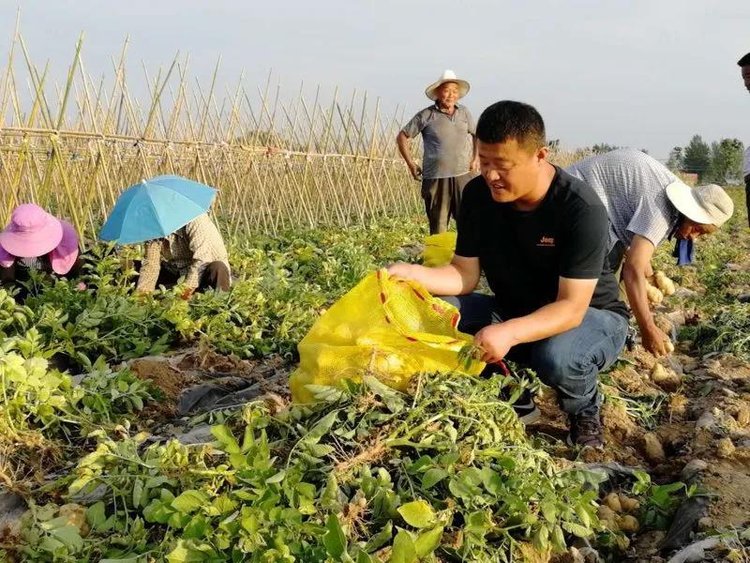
[0,35,421,237]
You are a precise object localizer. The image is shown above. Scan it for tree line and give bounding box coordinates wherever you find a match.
[666,136,745,184]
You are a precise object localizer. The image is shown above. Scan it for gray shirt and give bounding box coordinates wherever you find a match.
[401,104,475,179]
[566,148,680,250]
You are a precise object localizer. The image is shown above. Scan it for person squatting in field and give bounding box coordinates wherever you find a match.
[739,52,750,228]
[566,148,734,357]
[388,100,629,449]
[0,203,81,300]
[397,70,479,235]
[135,213,231,296]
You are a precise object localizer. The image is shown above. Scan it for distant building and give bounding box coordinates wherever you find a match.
[677,172,698,186]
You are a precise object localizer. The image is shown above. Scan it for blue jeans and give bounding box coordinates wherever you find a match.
[441,293,628,416]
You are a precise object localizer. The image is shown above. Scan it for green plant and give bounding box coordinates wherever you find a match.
[9,372,603,562]
[631,471,699,530]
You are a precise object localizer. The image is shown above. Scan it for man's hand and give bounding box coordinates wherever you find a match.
[641,323,671,357]
[386,262,418,281]
[469,155,480,173]
[474,323,519,364]
[408,163,423,181]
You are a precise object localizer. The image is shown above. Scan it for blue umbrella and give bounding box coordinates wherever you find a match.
[100,175,217,244]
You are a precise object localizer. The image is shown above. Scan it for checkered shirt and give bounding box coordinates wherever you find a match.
[136,213,230,292]
[566,148,681,249]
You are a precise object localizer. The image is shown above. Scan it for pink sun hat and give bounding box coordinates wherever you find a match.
[0,203,64,259]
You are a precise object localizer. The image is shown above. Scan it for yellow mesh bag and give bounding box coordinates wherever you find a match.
[420,231,457,267]
[289,269,484,403]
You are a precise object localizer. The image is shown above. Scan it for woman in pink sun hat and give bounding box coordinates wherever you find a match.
[0,204,81,293]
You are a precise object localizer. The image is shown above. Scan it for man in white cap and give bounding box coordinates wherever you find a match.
[566,148,734,356]
[397,70,479,234]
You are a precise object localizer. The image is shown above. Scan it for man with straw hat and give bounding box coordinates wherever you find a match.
[397,70,479,234]
[0,203,81,298]
[566,148,734,356]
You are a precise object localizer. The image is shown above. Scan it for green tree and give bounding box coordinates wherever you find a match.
[707,138,744,183]
[666,147,683,171]
[682,135,712,180]
[591,143,619,154]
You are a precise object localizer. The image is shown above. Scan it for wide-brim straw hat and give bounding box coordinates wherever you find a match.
[0,203,64,258]
[665,181,734,227]
[425,69,470,101]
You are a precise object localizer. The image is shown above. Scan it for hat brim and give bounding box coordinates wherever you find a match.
[665,181,716,225]
[425,79,470,101]
[50,220,80,274]
[0,217,63,258]
[0,244,14,268]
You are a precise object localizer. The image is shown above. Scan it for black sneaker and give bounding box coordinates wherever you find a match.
[566,412,604,448]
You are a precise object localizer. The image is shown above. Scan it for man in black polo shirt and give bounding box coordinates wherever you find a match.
[388,100,629,448]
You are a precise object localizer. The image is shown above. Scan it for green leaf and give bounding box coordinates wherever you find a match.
[421,468,448,490]
[574,503,592,528]
[414,525,443,557]
[183,515,209,539]
[51,525,84,551]
[305,411,339,444]
[364,521,392,552]
[390,530,417,563]
[172,490,209,514]
[132,478,144,508]
[397,500,435,529]
[551,525,566,551]
[532,525,550,552]
[363,375,405,412]
[85,501,107,530]
[265,470,286,484]
[323,514,348,559]
[211,425,240,454]
[562,521,592,538]
[166,541,209,563]
[540,500,557,522]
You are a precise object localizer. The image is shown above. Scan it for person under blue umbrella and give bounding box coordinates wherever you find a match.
[136,212,231,295]
[100,175,231,295]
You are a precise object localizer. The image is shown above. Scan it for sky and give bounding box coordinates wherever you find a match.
[1,0,748,160]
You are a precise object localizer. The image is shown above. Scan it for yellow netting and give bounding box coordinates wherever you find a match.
[289,269,484,403]
[420,231,457,267]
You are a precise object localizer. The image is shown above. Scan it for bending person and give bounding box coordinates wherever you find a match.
[0,203,80,297]
[136,213,231,294]
[566,148,734,356]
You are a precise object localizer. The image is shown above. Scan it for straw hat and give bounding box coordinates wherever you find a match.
[0,204,64,258]
[665,182,734,226]
[425,70,470,101]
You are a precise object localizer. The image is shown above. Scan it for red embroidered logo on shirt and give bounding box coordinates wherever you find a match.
[537,236,555,247]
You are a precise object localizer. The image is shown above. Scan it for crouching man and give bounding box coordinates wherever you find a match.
[388,101,629,448]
